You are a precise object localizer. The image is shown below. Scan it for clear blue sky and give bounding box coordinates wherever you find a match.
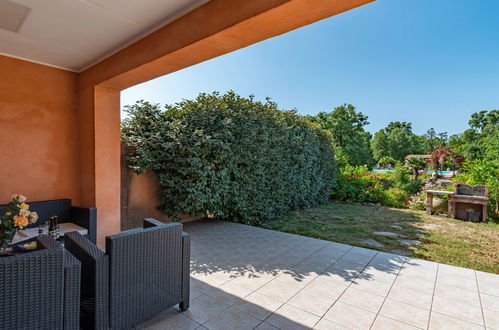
[121,0,499,135]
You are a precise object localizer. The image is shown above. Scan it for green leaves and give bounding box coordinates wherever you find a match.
[307,104,373,167]
[121,91,336,225]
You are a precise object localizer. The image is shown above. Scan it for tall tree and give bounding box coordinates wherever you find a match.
[452,110,499,164]
[371,122,422,163]
[423,128,449,152]
[307,104,373,167]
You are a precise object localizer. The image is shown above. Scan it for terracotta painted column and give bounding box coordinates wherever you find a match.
[94,86,121,246]
[78,85,121,247]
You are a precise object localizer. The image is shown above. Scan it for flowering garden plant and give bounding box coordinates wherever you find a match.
[0,194,38,249]
[334,172,385,203]
[333,168,412,208]
[427,146,464,171]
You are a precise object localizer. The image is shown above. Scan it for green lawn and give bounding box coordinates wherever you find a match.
[260,201,499,274]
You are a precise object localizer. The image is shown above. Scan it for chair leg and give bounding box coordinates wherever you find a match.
[179,301,189,311]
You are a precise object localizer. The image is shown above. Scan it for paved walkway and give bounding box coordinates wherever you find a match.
[140,220,499,329]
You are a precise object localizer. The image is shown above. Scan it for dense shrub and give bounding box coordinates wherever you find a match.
[333,167,411,208]
[383,188,411,208]
[121,92,336,225]
[390,164,423,194]
[333,172,384,203]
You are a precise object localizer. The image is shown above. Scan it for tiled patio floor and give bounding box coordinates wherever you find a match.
[140,220,499,330]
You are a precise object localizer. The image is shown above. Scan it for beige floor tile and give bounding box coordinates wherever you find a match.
[195,273,230,287]
[293,258,334,274]
[235,292,283,320]
[436,274,478,292]
[480,293,499,311]
[328,259,367,272]
[358,267,398,284]
[266,304,321,330]
[324,301,377,329]
[476,270,499,286]
[287,287,338,316]
[434,282,481,306]
[275,269,319,287]
[228,274,275,291]
[313,318,350,329]
[140,309,200,330]
[393,274,435,293]
[349,246,378,257]
[379,299,430,329]
[217,282,254,298]
[202,285,249,306]
[371,315,419,330]
[398,265,437,281]
[431,296,484,325]
[182,294,231,324]
[304,277,349,298]
[254,322,279,330]
[387,285,433,310]
[350,277,393,296]
[203,307,261,330]
[256,280,302,302]
[190,288,207,300]
[316,269,359,286]
[403,258,438,270]
[371,252,407,266]
[338,252,373,266]
[483,308,499,329]
[479,282,499,297]
[428,312,484,330]
[438,264,476,279]
[338,287,385,313]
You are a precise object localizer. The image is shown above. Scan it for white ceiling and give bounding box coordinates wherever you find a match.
[0,0,209,72]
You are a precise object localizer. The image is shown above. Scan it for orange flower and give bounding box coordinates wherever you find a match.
[20,203,29,210]
[5,212,11,216]
[19,209,30,217]
[14,215,29,227]
[28,211,38,224]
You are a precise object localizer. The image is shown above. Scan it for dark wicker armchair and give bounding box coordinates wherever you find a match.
[0,235,81,330]
[0,199,97,243]
[65,219,190,329]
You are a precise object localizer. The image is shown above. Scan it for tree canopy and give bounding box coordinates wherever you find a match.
[371,122,423,163]
[307,104,373,167]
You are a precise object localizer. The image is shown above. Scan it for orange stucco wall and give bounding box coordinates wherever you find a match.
[0,55,80,205]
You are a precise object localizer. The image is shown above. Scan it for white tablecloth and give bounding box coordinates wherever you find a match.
[12,222,88,244]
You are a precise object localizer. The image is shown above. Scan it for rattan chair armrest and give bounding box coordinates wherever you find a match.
[143,217,165,228]
[71,206,97,243]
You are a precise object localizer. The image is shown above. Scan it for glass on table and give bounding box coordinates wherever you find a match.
[38,222,49,235]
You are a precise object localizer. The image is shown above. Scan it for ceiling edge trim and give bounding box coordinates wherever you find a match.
[0,51,78,72]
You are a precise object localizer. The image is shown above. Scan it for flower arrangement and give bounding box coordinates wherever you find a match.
[0,194,38,249]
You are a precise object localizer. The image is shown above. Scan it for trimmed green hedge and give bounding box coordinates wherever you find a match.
[122,91,336,225]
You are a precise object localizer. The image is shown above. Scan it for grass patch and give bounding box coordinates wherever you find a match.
[259,201,499,274]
